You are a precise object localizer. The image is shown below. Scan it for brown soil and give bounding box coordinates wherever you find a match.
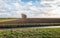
[0,18,60,24]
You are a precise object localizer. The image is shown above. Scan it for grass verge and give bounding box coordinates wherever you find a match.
[0,28,60,38]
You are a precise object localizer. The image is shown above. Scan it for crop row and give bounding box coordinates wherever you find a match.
[0,23,60,28]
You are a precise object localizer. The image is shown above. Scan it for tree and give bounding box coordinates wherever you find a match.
[21,14,27,19]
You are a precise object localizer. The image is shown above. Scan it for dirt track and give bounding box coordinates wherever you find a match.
[0,18,60,24]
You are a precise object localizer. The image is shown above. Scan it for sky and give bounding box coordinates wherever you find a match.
[0,0,60,18]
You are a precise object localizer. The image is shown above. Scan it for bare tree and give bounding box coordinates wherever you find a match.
[21,13,27,19]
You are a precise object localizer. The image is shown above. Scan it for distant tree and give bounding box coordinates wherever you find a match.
[21,14,27,19]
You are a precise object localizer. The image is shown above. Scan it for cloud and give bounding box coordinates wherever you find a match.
[38,0,60,17]
[0,0,60,18]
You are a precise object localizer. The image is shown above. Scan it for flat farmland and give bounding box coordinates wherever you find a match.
[0,18,60,28]
[0,18,60,24]
[0,18,19,22]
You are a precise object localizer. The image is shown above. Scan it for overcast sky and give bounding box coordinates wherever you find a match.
[0,0,60,18]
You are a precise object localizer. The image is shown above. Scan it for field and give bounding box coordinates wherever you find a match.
[1,18,60,24]
[0,18,60,38]
[0,28,60,38]
[0,18,60,28]
[0,18,19,22]
[1,18,60,23]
